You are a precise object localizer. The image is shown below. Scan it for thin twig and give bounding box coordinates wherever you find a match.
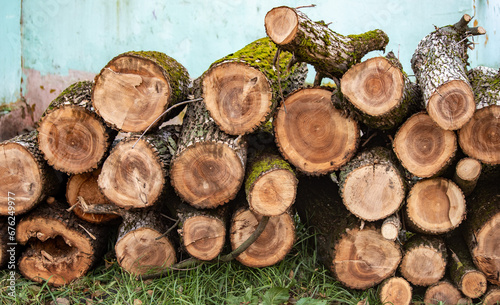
[160,213,178,222]
[155,218,180,240]
[296,4,316,9]
[78,224,96,240]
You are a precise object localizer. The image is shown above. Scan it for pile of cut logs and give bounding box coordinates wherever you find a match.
[1,6,499,304]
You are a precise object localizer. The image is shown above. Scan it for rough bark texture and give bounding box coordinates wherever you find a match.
[265,6,389,81]
[340,52,423,130]
[274,87,359,175]
[170,101,247,209]
[93,51,190,133]
[115,208,177,275]
[338,147,406,221]
[483,287,500,305]
[405,178,466,235]
[452,157,482,196]
[202,37,307,135]
[378,277,412,305]
[468,66,500,109]
[424,280,464,305]
[0,131,60,216]
[393,112,457,178]
[37,81,114,174]
[295,176,401,290]
[411,15,482,130]
[16,200,108,286]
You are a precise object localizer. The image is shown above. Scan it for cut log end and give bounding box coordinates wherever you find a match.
[455,158,482,182]
[230,209,295,268]
[381,215,402,241]
[460,270,488,299]
[202,62,273,135]
[400,244,446,286]
[182,215,226,261]
[472,213,500,285]
[483,288,500,305]
[424,281,463,305]
[379,277,412,305]
[115,228,176,275]
[427,80,476,130]
[248,169,297,216]
[264,6,299,45]
[274,88,359,175]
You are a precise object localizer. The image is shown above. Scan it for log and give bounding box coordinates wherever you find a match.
[16,200,107,286]
[115,208,177,275]
[66,168,120,224]
[405,178,466,235]
[400,235,447,286]
[340,52,423,130]
[452,157,482,196]
[393,112,457,178]
[273,88,359,175]
[295,176,401,289]
[338,147,406,221]
[424,281,464,305]
[378,277,412,305]
[264,6,389,82]
[37,81,114,174]
[483,287,500,305]
[459,66,500,165]
[0,131,60,216]
[201,37,307,135]
[381,214,402,241]
[463,178,500,285]
[92,51,190,133]
[411,15,485,130]
[170,101,247,209]
[99,126,180,209]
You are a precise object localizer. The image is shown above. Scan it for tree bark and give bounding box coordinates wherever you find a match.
[37,81,115,174]
[0,131,60,216]
[99,125,180,209]
[424,280,464,305]
[378,277,412,305]
[295,176,401,290]
[265,6,389,82]
[16,200,108,286]
[115,208,177,275]
[411,15,485,130]
[338,147,406,221]
[170,101,247,209]
[340,52,423,130]
[483,287,500,305]
[452,157,482,196]
[93,51,190,133]
[400,235,447,286]
[273,87,359,175]
[393,112,457,178]
[405,178,466,235]
[201,37,307,135]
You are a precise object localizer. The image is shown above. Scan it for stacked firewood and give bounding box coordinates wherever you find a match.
[1,5,499,304]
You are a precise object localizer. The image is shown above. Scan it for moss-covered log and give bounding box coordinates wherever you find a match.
[483,287,500,305]
[338,147,406,221]
[273,87,359,175]
[378,277,412,305]
[170,101,247,209]
[201,37,307,135]
[265,6,389,83]
[340,52,423,130]
[424,280,465,305]
[295,176,401,289]
[459,66,500,165]
[16,200,108,286]
[93,51,190,133]
[37,81,115,174]
[0,131,60,216]
[452,157,482,196]
[393,112,457,178]
[411,15,485,130]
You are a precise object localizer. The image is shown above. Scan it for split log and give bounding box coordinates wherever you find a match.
[381,214,402,241]
[446,232,488,299]
[378,277,412,305]
[463,178,500,285]
[0,131,59,216]
[99,126,180,209]
[400,235,447,286]
[340,52,423,130]
[411,14,485,130]
[483,287,500,305]
[170,101,247,209]
[93,51,190,133]
[273,88,359,175]
[393,112,457,178]
[115,208,177,275]
[338,147,406,221]
[16,200,108,286]
[424,281,464,305]
[459,66,500,165]
[405,178,466,235]
[201,37,307,135]
[66,168,120,224]
[295,176,401,289]
[37,81,114,174]
[452,157,482,196]
[264,6,389,82]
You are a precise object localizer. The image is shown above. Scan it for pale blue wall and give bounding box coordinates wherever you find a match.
[0,0,21,104]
